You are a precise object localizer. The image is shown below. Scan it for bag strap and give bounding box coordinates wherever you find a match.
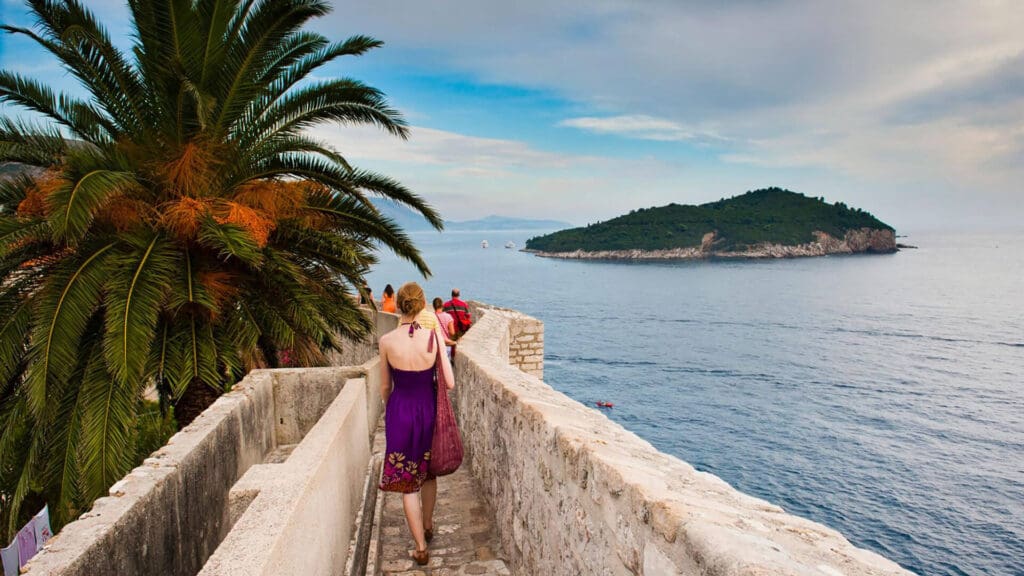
[431,330,449,390]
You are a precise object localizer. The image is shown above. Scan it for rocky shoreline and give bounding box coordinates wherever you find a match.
[525,227,897,261]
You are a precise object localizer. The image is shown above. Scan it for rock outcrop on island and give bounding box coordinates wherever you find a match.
[525,188,897,260]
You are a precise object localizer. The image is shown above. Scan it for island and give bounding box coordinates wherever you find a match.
[524,188,897,260]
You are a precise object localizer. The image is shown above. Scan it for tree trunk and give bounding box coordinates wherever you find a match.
[175,378,222,429]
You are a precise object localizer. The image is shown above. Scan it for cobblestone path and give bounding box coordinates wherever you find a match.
[378,459,511,575]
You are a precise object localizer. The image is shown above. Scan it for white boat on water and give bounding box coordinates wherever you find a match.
[481,240,489,248]
[505,241,516,249]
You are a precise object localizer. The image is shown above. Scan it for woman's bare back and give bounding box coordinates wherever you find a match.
[380,324,439,371]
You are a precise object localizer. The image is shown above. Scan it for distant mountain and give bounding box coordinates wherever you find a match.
[446,215,571,231]
[371,198,441,231]
[525,188,896,258]
[0,162,31,177]
[371,198,569,231]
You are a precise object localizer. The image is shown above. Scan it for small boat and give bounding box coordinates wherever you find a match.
[505,241,516,249]
[481,240,489,248]
[595,401,614,408]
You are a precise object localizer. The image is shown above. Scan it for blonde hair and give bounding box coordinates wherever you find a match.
[396,282,426,316]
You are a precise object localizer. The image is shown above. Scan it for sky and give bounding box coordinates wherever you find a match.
[1,0,1022,231]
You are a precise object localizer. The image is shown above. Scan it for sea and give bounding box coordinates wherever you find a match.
[365,229,1024,576]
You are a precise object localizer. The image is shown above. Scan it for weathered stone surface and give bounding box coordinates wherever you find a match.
[198,372,375,576]
[378,442,510,576]
[23,373,279,576]
[454,303,912,576]
[25,361,386,576]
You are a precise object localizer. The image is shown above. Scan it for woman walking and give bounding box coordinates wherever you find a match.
[378,283,455,565]
[433,297,457,358]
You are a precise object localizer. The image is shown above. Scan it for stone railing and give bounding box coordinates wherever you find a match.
[196,369,377,576]
[454,303,913,576]
[22,308,397,576]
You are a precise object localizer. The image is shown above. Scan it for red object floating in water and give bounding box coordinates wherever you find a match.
[596,401,614,408]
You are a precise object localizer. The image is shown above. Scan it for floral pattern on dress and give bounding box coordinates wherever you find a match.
[380,451,434,493]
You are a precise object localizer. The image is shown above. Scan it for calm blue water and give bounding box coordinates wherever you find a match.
[367,230,1024,576]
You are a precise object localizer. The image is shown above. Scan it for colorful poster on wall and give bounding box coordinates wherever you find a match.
[32,505,52,551]
[15,523,35,568]
[0,541,18,576]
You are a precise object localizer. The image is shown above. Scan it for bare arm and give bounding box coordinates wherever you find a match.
[379,338,392,405]
[444,319,456,346]
[435,328,455,389]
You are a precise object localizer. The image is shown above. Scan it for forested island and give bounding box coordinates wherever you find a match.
[525,188,897,259]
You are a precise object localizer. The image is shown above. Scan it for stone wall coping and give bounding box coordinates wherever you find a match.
[24,356,382,576]
[198,372,373,576]
[23,371,278,575]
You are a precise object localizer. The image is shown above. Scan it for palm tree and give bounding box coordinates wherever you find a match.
[0,0,441,536]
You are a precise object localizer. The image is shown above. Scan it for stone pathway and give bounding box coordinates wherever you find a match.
[377,461,510,576]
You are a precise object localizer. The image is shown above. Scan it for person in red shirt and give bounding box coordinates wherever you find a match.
[442,288,472,339]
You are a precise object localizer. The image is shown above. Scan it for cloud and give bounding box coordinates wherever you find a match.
[325,0,1024,226]
[2,0,1022,228]
[307,124,589,170]
[558,115,726,142]
[304,124,641,221]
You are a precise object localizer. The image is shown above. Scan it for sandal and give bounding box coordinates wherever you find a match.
[424,527,433,543]
[412,548,429,566]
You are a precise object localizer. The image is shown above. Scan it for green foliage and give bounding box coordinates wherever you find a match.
[132,401,177,466]
[525,188,893,252]
[0,0,440,540]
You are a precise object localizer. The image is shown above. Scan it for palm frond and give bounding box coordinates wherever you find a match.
[79,351,137,500]
[43,310,105,527]
[346,169,443,229]
[47,168,140,244]
[21,0,148,134]
[0,69,115,142]
[232,35,383,144]
[161,315,221,397]
[0,117,70,165]
[102,234,178,386]
[212,0,332,131]
[197,215,264,266]
[23,242,117,418]
[246,79,407,144]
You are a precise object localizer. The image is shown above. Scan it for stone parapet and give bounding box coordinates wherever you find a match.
[454,304,913,575]
[197,372,375,576]
[23,342,385,576]
[22,372,279,576]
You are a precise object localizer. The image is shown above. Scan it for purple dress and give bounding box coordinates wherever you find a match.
[380,365,437,493]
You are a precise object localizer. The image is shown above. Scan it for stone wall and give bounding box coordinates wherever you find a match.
[454,304,913,576]
[466,301,543,379]
[23,334,386,576]
[198,371,379,576]
[508,315,544,379]
[22,373,278,576]
[329,306,399,366]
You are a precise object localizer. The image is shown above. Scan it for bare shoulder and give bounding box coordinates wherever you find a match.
[378,326,401,349]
